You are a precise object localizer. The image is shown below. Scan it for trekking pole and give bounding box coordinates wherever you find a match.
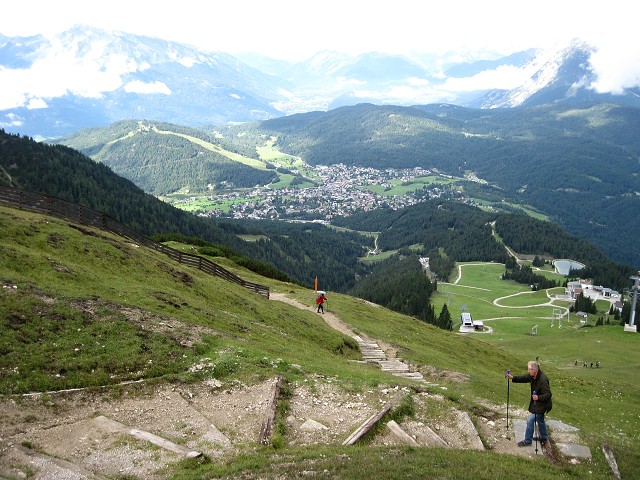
[533,390,539,455]
[505,370,510,433]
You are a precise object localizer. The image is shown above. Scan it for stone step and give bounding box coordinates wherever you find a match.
[360,347,385,353]
[378,360,409,367]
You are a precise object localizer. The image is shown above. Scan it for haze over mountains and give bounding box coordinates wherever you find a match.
[2,26,640,138]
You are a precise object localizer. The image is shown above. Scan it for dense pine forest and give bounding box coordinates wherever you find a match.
[57,121,277,195]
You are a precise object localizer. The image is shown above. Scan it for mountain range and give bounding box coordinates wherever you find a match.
[2,26,640,139]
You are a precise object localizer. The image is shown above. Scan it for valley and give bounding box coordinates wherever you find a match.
[157,132,531,222]
[2,19,640,480]
[170,162,466,220]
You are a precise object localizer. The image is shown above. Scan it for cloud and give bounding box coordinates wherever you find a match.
[27,98,48,109]
[441,65,532,93]
[406,77,431,87]
[0,112,24,128]
[589,44,640,94]
[123,81,171,95]
[0,36,139,109]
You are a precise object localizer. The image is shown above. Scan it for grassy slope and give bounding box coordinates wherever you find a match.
[430,262,640,476]
[1,205,638,479]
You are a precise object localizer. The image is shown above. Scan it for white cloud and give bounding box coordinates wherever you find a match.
[27,98,48,109]
[1,0,634,62]
[335,77,367,88]
[0,112,23,128]
[348,84,456,105]
[441,65,532,93]
[406,77,431,87]
[589,44,640,94]
[1,0,638,108]
[0,36,140,109]
[123,81,171,95]
[0,69,27,109]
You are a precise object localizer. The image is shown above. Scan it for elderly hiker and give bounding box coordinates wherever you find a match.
[507,360,552,447]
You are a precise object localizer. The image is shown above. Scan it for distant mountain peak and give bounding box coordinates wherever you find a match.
[470,40,634,108]
[1,28,639,138]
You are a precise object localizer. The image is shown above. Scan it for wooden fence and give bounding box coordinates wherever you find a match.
[0,185,269,298]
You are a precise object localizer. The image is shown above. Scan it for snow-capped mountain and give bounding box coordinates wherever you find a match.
[0,26,287,137]
[1,26,639,138]
[469,41,640,108]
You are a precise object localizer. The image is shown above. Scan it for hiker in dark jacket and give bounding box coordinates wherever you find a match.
[507,360,552,446]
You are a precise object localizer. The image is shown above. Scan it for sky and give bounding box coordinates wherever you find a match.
[0,0,639,114]
[1,0,637,62]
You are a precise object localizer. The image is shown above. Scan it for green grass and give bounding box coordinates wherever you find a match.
[173,444,592,480]
[358,249,398,263]
[429,262,640,476]
[0,207,376,394]
[1,205,639,479]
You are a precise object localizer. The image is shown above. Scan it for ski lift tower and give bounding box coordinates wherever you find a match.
[626,274,640,332]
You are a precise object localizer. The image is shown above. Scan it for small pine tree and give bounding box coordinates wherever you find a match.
[438,304,452,331]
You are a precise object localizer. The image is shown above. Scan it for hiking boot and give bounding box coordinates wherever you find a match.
[517,440,532,447]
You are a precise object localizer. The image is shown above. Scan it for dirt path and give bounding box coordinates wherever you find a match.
[269,292,398,358]
[270,292,356,337]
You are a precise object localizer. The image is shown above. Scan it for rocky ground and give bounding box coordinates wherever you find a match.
[0,293,548,479]
[0,377,538,479]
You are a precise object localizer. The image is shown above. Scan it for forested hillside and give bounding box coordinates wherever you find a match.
[57,120,278,195]
[348,253,439,325]
[221,219,371,291]
[220,102,640,268]
[333,201,636,291]
[0,130,235,242]
[494,214,635,290]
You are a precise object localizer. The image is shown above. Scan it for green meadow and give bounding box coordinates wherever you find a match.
[1,207,639,479]
[429,262,639,470]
